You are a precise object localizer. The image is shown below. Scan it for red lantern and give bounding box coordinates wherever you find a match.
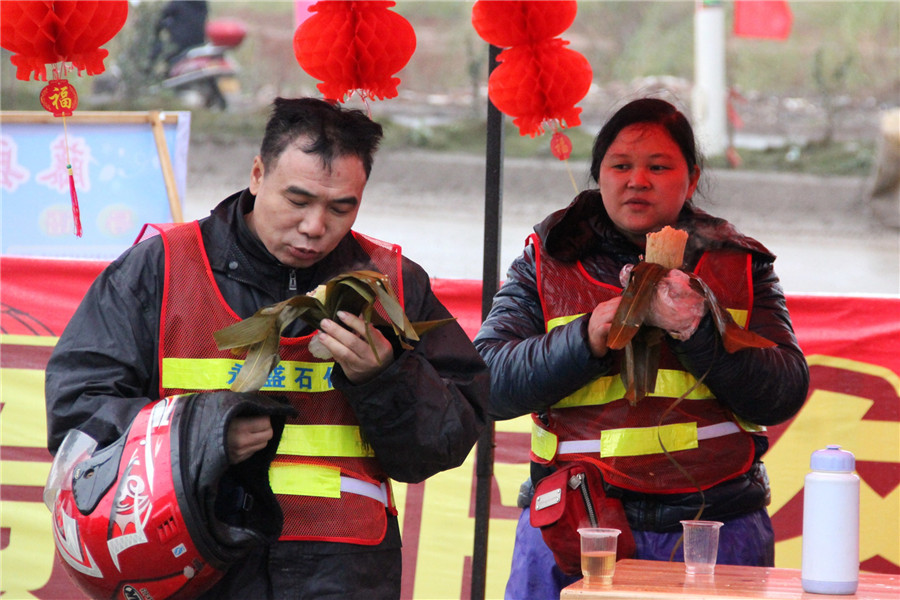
[487,40,592,138]
[471,0,592,144]
[293,0,416,102]
[472,0,577,47]
[551,131,573,161]
[39,79,79,117]
[0,0,128,81]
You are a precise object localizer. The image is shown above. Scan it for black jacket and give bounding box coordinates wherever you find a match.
[474,190,809,528]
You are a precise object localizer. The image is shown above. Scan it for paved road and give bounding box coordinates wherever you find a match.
[185,146,899,296]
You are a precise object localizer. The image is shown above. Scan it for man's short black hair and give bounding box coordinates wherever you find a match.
[259,97,384,178]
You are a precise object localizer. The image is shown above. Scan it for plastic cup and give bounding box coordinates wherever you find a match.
[680,520,723,574]
[577,527,620,586]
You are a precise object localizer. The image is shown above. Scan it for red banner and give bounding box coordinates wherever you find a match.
[734,0,793,40]
[1,257,897,599]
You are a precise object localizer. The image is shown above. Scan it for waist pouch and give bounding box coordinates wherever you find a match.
[621,461,771,532]
[529,462,636,576]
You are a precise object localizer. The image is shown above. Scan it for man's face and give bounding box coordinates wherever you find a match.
[246,141,366,269]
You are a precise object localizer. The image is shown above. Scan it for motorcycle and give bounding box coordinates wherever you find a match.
[91,17,245,111]
[158,18,246,111]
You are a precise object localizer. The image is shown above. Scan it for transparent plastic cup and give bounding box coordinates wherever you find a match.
[681,520,724,574]
[577,527,621,586]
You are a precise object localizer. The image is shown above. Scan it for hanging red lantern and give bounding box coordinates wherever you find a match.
[472,0,577,48]
[487,39,592,138]
[0,0,128,81]
[293,0,416,103]
[471,0,592,159]
[0,0,129,238]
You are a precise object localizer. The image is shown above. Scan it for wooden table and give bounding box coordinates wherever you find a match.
[560,559,900,599]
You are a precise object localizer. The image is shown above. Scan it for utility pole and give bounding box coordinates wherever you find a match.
[693,0,728,156]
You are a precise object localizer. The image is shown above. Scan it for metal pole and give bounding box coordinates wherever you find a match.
[471,42,504,600]
[693,0,728,156]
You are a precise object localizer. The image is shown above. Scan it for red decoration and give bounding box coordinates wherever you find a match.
[39,79,78,117]
[206,19,247,48]
[0,0,129,81]
[472,0,577,47]
[733,0,793,40]
[0,1,127,239]
[293,0,417,102]
[550,131,573,161]
[471,0,593,141]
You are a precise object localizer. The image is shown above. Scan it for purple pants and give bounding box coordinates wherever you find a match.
[504,507,774,600]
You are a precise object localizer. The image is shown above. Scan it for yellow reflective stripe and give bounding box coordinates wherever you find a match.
[531,420,558,462]
[546,313,585,331]
[655,370,713,399]
[727,308,748,328]
[0,334,58,347]
[601,423,698,457]
[278,424,375,458]
[269,462,341,498]
[555,375,625,408]
[553,369,713,409]
[161,357,334,392]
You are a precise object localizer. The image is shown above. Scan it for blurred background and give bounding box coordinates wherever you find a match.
[3,1,897,170]
[2,0,898,293]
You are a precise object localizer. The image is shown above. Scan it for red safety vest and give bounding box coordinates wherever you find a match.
[531,233,761,494]
[156,222,402,544]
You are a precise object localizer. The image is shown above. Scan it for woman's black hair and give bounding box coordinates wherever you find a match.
[588,98,701,188]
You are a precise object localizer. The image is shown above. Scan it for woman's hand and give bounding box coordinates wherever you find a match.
[587,297,623,358]
[646,269,707,340]
[315,310,395,384]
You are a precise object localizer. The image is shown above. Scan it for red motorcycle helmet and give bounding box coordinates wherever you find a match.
[46,392,294,600]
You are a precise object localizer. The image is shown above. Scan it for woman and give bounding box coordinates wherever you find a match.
[474,98,809,599]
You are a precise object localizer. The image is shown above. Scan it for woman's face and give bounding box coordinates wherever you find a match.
[598,122,700,247]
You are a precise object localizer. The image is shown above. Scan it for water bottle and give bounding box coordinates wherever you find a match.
[801,445,860,595]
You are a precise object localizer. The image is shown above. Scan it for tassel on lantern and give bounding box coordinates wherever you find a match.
[41,73,83,236]
[68,163,82,237]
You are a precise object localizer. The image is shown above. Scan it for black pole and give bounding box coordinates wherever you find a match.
[471,43,504,600]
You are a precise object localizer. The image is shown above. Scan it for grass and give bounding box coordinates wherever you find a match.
[7,0,893,181]
[377,116,876,177]
[1,83,876,178]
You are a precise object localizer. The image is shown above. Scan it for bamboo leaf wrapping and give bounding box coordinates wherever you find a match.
[213,270,456,392]
[610,229,775,405]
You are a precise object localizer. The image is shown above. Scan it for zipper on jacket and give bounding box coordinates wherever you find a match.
[569,472,598,527]
[289,269,297,292]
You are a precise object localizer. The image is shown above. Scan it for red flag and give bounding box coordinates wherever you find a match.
[734,0,792,40]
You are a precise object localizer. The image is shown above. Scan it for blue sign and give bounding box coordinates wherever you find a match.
[1,112,190,260]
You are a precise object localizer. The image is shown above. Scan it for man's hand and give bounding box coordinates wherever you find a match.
[226,414,273,464]
[315,310,395,384]
[587,297,623,358]
[646,269,707,340]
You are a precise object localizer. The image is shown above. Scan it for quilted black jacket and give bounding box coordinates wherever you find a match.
[474,190,809,528]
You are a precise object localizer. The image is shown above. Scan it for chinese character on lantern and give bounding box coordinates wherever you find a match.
[40,79,79,117]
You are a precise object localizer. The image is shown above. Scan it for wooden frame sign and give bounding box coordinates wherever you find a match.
[0,110,189,260]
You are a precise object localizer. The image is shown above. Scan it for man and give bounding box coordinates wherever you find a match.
[150,0,209,69]
[45,97,489,598]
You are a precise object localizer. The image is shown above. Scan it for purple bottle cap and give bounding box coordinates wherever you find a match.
[810,444,855,472]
